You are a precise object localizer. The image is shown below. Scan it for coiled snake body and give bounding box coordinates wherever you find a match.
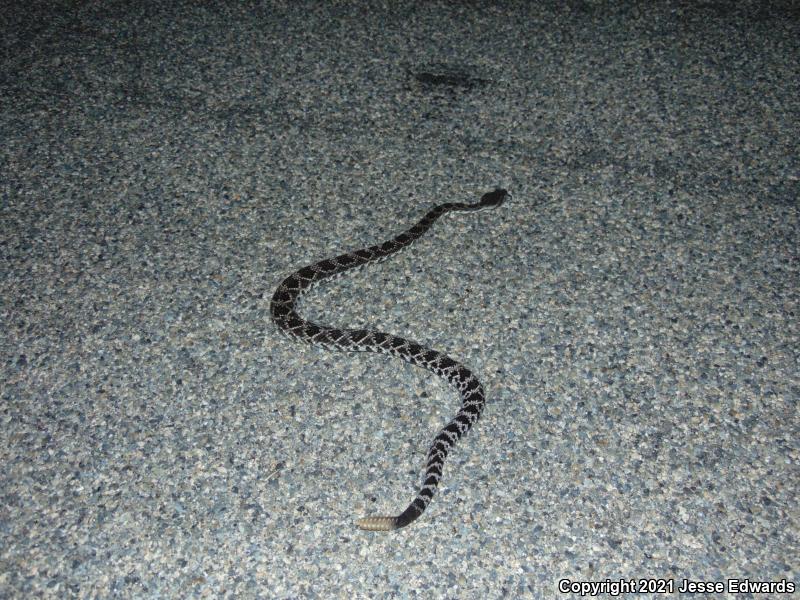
[270,188,508,530]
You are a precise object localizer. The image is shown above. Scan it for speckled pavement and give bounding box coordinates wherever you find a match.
[1,1,798,598]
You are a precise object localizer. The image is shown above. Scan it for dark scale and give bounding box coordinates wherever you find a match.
[270,188,508,531]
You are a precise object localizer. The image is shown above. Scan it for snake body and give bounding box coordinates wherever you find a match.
[270,188,508,530]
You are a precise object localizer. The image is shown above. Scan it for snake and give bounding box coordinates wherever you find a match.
[270,188,509,530]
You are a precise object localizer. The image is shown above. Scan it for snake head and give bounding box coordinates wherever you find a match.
[480,188,509,207]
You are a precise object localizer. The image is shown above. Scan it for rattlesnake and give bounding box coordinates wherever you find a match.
[270,188,508,530]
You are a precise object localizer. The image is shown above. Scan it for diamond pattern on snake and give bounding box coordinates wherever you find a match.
[271,188,509,530]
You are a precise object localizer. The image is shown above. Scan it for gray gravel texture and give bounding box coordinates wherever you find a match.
[2,1,798,598]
